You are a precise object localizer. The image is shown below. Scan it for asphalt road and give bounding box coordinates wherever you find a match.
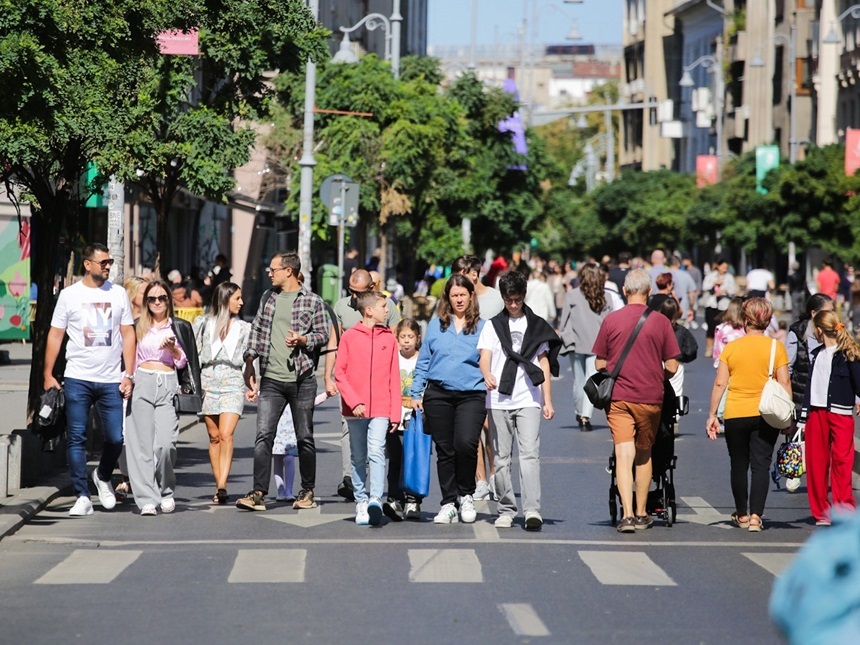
[0,330,827,644]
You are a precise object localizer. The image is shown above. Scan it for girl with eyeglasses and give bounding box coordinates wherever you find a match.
[193,282,252,504]
[126,280,198,516]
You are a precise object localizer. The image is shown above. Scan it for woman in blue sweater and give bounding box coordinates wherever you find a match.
[412,274,486,524]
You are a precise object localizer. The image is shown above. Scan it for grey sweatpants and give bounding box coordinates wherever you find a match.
[489,407,542,517]
[126,369,180,510]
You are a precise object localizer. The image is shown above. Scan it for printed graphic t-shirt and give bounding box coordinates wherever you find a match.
[50,280,134,383]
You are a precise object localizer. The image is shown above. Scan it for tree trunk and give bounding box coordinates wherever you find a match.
[27,200,65,423]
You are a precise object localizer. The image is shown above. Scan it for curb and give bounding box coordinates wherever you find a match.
[0,416,201,541]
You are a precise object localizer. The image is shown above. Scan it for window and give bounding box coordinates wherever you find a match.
[796,58,812,95]
[773,46,784,105]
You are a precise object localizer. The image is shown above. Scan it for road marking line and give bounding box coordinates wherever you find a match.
[228,549,306,583]
[34,549,141,585]
[408,549,483,583]
[473,520,500,541]
[258,506,354,528]
[498,603,551,637]
[742,552,796,577]
[677,496,732,529]
[578,551,677,586]
[17,537,808,548]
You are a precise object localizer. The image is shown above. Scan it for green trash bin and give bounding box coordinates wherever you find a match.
[318,264,340,306]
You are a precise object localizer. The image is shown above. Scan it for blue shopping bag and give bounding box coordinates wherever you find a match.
[400,409,432,498]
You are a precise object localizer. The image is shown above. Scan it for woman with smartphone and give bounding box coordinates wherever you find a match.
[125,279,190,516]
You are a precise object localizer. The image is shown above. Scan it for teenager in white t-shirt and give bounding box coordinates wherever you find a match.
[478,271,559,530]
[43,243,136,517]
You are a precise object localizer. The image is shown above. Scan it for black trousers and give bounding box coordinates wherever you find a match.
[724,415,779,517]
[422,384,487,506]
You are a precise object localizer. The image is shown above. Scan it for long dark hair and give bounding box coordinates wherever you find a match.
[437,274,480,334]
[211,282,241,341]
[578,263,606,314]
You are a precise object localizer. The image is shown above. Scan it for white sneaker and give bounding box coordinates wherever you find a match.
[403,502,421,521]
[69,496,93,517]
[494,514,514,528]
[160,498,176,513]
[525,510,543,530]
[433,503,459,524]
[786,477,802,493]
[140,504,157,516]
[459,494,476,523]
[91,470,116,510]
[355,501,370,525]
[474,480,490,501]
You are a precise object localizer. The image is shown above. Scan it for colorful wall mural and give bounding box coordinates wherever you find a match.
[0,216,31,340]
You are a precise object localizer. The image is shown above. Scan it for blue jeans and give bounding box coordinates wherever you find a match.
[64,378,125,498]
[347,417,388,503]
[254,376,317,493]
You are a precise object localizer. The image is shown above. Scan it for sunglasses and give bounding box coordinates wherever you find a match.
[146,295,170,305]
[266,266,287,275]
[349,287,373,296]
[87,258,115,268]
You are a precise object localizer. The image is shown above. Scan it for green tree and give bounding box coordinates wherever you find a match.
[98,0,328,273]
[0,0,180,417]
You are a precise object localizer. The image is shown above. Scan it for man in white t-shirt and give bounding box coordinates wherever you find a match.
[746,267,776,299]
[478,271,561,530]
[43,243,136,517]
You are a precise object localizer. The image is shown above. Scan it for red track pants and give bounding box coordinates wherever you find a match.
[805,408,856,522]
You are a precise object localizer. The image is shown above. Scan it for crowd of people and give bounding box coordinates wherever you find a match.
[43,242,859,533]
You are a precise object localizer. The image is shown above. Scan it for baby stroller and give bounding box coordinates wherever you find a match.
[609,384,689,527]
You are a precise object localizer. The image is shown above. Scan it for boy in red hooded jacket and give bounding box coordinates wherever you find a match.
[335,291,402,525]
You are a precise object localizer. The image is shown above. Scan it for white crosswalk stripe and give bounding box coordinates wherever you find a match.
[408,548,483,583]
[228,549,307,583]
[742,552,796,577]
[578,551,677,586]
[34,549,142,585]
[498,603,551,637]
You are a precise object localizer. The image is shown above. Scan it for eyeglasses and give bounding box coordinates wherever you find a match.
[266,266,287,275]
[87,258,115,268]
[146,295,170,305]
[349,287,373,296]
[503,296,524,305]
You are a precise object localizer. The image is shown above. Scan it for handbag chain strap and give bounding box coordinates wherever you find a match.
[609,309,652,380]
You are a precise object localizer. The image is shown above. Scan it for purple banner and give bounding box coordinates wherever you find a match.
[499,79,527,170]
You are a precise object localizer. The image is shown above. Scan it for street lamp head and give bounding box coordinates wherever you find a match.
[749,50,765,68]
[332,31,360,64]
[679,71,695,88]
[575,114,588,129]
[566,22,582,41]
[823,22,842,45]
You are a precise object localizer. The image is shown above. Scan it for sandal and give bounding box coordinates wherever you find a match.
[115,481,131,502]
[731,513,750,529]
[748,515,763,532]
[216,489,228,505]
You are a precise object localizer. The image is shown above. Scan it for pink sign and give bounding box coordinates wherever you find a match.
[157,30,199,56]
[846,128,860,176]
[696,155,718,187]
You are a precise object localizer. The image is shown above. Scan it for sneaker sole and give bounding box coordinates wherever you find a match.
[525,518,543,530]
[92,471,116,510]
[368,504,383,526]
[460,513,476,523]
[293,501,317,509]
[404,512,421,521]
[236,501,266,511]
[434,515,459,524]
[383,504,404,522]
[337,484,355,502]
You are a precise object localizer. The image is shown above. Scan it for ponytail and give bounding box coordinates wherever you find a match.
[812,310,860,362]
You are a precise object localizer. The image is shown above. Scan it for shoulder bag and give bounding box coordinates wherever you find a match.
[584,309,651,411]
[400,409,432,498]
[759,338,794,429]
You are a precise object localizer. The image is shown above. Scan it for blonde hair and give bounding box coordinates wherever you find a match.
[136,280,176,341]
[124,276,147,302]
[813,310,860,361]
[719,297,745,328]
[742,297,773,331]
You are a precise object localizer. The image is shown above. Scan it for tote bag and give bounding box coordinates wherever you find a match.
[400,409,432,498]
[759,339,794,430]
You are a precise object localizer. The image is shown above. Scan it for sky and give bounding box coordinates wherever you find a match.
[426,0,624,49]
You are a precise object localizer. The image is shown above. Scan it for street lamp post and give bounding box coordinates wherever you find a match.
[679,38,724,180]
[297,0,319,275]
[332,0,402,79]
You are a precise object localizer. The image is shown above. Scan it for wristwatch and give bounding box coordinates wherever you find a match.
[123,372,134,381]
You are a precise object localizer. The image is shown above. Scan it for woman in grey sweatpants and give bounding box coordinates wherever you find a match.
[126,280,187,516]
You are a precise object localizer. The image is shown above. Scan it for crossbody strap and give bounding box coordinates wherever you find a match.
[767,338,776,378]
[610,309,652,379]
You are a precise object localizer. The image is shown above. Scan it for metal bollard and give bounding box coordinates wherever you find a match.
[0,435,9,497]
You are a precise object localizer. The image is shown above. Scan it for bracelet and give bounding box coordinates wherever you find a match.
[123,372,134,381]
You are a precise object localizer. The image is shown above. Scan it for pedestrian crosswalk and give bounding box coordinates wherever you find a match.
[26,546,795,587]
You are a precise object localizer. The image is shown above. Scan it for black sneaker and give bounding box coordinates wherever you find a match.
[383,499,404,522]
[337,476,355,502]
[236,491,266,511]
[581,419,593,432]
[616,516,636,533]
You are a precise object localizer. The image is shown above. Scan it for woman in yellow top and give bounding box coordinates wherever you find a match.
[706,298,791,532]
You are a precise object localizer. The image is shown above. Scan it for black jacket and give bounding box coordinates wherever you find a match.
[490,305,562,396]
[171,317,202,398]
[799,346,860,421]
[789,317,811,408]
